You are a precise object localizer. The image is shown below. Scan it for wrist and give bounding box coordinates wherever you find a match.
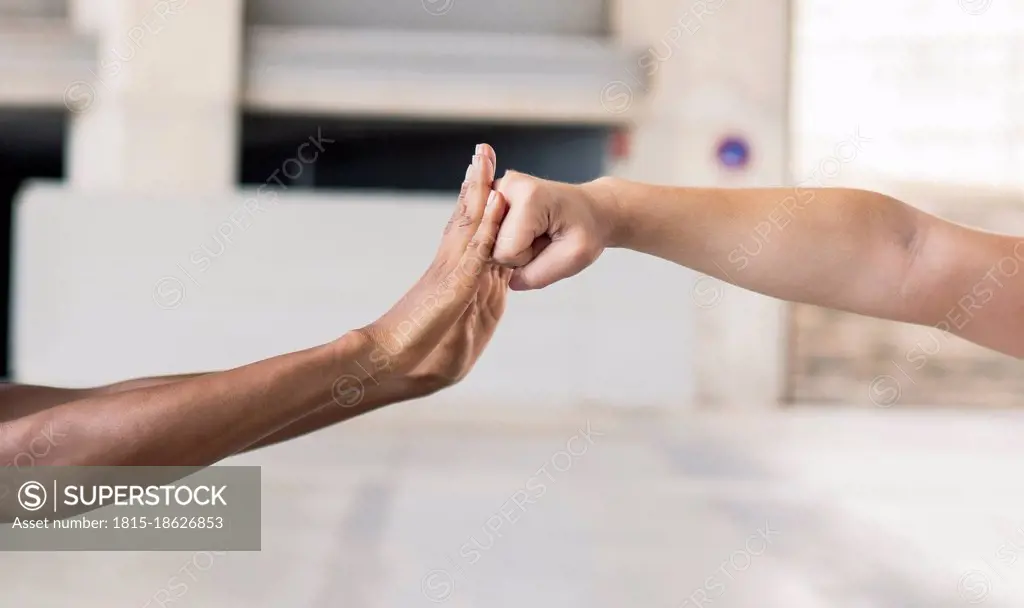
[329,331,436,405]
[580,176,632,249]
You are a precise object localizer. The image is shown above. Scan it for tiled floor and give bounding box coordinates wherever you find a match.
[2,406,1024,607]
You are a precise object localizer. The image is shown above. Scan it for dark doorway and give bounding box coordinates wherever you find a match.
[239,114,611,192]
[0,109,65,378]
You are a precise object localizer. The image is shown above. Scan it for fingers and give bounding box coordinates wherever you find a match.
[477,143,496,169]
[484,265,512,321]
[431,190,507,324]
[466,190,508,266]
[492,171,549,268]
[422,145,499,322]
[497,264,513,286]
[507,232,598,291]
[525,234,552,263]
[441,190,507,302]
[417,191,508,345]
[441,149,496,256]
[394,190,507,357]
[366,144,506,373]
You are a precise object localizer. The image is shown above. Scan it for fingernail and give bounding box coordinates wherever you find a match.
[486,190,498,210]
[465,163,473,180]
[468,154,482,178]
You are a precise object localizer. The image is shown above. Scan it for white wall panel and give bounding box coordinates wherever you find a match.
[793,0,1024,189]
[12,183,695,409]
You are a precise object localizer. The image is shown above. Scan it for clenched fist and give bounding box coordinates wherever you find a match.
[492,171,624,290]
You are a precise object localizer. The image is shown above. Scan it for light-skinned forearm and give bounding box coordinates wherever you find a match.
[586,178,929,322]
[0,332,425,467]
[583,177,1024,357]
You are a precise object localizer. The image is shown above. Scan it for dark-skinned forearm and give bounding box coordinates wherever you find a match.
[0,332,407,466]
[0,374,207,423]
[0,370,424,455]
[243,373,438,451]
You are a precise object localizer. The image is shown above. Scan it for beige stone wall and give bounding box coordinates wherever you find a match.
[788,182,1024,407]
[611,0,791,408]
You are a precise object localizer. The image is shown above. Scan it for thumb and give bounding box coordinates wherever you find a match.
[508,231,598,291]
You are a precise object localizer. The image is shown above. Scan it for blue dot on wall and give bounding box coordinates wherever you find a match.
[716,137,751,170]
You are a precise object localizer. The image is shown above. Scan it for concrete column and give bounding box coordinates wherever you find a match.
[610,0,792,408]
[67,0,243,192]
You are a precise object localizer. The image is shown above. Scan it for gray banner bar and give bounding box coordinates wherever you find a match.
[0,466,260,551]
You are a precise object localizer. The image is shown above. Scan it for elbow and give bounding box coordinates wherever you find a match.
[895,216,1024,358]
[891,201,937,326]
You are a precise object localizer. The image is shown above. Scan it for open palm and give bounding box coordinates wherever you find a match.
[411,143,510,386]
[409,263,511,387]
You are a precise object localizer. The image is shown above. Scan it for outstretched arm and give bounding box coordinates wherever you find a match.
[493,172,1024,358]
[0,145,509,466]
[0,374,204,422]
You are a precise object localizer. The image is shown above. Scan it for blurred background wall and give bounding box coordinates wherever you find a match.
[0,0,789,412]
[789,0,1024,406]
[0,0,1020,411]
[6,3,1024,607]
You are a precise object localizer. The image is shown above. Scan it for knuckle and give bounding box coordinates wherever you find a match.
[567,243,593,267]
[473,233,497,251]
[458,181,471,201]
[499,172,523,195]
[492,239,527,266]
[465,180,485,201]
[491,249,513,265]
[460,258,485,278]
[520,176,542,196]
